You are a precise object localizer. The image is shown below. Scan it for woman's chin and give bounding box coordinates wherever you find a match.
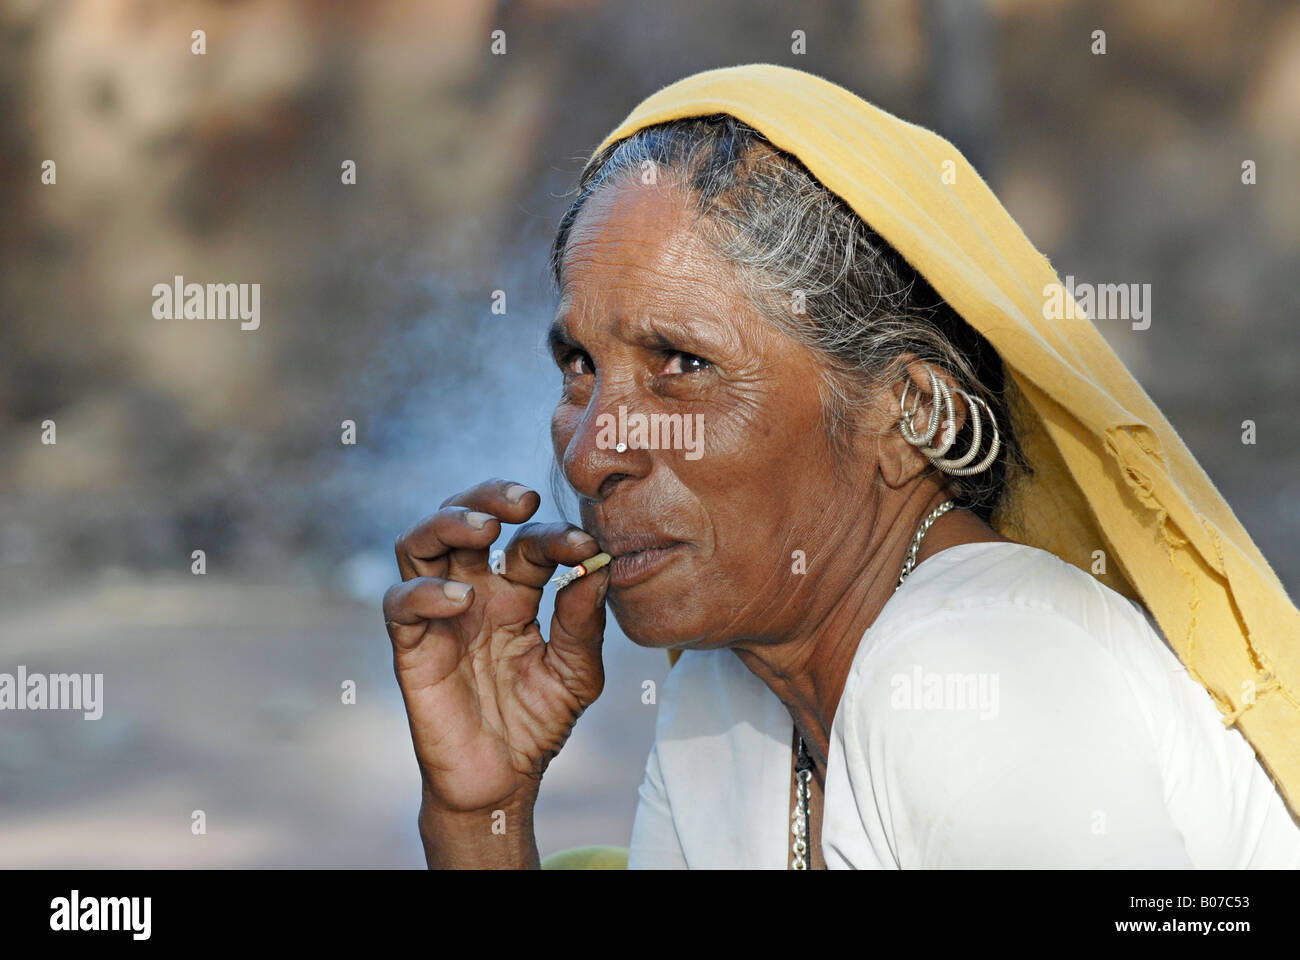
[604,543,728,647]
[608,587,710,650]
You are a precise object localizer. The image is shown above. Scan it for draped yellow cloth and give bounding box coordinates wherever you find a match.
[590,64,1300,821]
[540,845,629,870]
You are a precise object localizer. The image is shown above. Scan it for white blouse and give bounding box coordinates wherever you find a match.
[626,542,1300,868]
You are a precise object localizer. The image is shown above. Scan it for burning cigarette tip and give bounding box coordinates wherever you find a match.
[550,551,613,589]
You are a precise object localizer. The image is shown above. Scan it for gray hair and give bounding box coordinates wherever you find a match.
[550,114,1031,522]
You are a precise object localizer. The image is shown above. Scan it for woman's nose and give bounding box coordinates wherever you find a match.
[560,387,650,502]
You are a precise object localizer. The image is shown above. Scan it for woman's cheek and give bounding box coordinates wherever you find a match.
[691,394,774,463]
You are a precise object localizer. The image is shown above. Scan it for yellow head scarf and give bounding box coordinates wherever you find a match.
[589,63,1300,820]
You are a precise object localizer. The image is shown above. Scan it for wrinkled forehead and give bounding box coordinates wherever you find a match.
[552,179,806,367]
[557,178,723,305]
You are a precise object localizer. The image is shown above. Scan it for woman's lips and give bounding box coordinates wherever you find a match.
[607,542,687,588]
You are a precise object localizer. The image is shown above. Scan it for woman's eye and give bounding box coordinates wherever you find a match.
[661,351,710,375]
[564,352,594,376]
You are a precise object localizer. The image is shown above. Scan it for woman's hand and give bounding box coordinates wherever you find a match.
[383,479,609,865]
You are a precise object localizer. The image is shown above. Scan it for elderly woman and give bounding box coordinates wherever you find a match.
[383,65,1300,868]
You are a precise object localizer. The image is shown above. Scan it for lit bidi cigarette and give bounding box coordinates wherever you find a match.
[550,552,612,590]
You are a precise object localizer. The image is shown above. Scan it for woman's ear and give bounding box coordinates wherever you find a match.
[874,357,967,489]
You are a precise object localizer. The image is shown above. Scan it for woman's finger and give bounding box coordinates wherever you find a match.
[439,478,541,522]
[546,566,608,696]
[395,506,502,579]
[395,479,542,579]
[500,522,602,589]
[382,576,474,649]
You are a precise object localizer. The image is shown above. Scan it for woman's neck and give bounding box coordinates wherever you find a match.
[731,490,1011,769]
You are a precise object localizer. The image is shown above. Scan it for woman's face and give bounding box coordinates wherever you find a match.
[550,178,888,649]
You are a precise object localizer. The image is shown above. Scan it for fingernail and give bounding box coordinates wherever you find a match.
[505,484,530,503]
[443,581,471,602]
[595,573,610,604]
[465,511,493,529]
[566,529,596,546]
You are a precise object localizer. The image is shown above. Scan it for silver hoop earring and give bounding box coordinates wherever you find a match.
[942,391,1001,476]
[919,378,958,459]
[926,388,983,471]
[898,365,942,447]
[897,366,1001,478]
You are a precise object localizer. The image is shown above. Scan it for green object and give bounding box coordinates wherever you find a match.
[540,845,629,870]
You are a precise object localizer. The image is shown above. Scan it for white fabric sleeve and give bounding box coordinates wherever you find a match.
[845,604,1195,868]
[626,739,688,869]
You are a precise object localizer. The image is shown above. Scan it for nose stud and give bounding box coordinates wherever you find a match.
[615,442,628,453]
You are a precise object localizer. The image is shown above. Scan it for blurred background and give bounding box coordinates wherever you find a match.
[1,0,1297,866]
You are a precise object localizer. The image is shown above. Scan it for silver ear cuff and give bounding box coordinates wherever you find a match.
[898,364,1001,477]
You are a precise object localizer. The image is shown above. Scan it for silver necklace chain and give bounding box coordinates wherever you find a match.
[897,499,957,589]
[790,499,957,869]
